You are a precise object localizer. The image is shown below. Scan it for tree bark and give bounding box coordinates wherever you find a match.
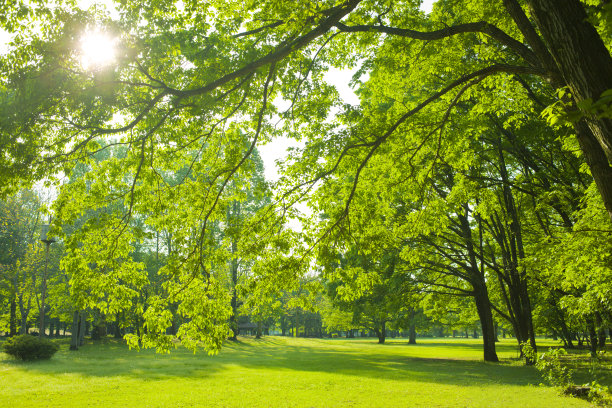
[70,311,80,350]
[587,318,598,357]
[228,201,240,341]
[408,315,417,344]
[457,205,499,362]
[473,283,500,362]
[555,302,575,349]
[375,322,386,344]
[9,296,17,336]
[525,0,612,220]
[598,328,607,350]
[255,321,262,339]
[38,242,50,337]
[114,313,123,339]
[79,311,86,346]
[596,313,606,350]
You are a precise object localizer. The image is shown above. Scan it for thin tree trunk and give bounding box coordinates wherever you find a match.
[409,310,417,344]
[556,307,575,349]
[596,313,606,350]
[38,242,50,337]
[9,296,17,336]
[496,143,537,363]
[78,312,86,346]
[70,311,80,350]
[458,205,499,362]
[587,318,598,357]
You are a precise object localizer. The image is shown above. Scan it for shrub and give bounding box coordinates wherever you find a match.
[2,334,60,361]
[534,347,573,389]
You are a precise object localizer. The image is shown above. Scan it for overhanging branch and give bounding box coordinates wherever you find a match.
[334,21,541,68]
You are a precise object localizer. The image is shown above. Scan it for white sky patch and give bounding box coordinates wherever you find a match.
[80,29,117,70]
[259,137,303,183]
[324,66,361,106]
[0,30,12,54]
[421,0,436,14]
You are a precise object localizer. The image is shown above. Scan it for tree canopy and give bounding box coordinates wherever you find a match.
[1,0,611,359]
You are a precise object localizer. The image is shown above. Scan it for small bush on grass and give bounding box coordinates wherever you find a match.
[2,335,60,361]
[534,347,573,389]
[532,347,612,406]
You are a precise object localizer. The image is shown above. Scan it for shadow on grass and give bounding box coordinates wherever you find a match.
[0,336,552,388]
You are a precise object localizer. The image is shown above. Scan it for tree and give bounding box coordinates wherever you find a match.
[323,248,409,344]
[223,149,271,340]
[0,190,44,335]
[2,0,612,354]
[2,0,611,217]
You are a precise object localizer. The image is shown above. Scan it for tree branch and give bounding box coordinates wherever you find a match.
[334,21,540,68]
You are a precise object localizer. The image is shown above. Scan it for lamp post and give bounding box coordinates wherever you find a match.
[39,224,55,337]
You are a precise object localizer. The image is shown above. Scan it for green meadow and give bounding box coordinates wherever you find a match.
[1,336,606,407]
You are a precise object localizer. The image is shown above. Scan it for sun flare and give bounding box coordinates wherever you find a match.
[79,29,116,70]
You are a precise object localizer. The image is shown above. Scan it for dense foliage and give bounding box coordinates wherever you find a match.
[2,334,60,360]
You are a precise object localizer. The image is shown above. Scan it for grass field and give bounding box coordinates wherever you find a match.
[0,336,607,407]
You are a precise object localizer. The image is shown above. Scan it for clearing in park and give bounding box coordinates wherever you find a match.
[0,336,607,407]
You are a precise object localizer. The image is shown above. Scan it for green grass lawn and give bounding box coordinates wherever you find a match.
[0,336,606,407]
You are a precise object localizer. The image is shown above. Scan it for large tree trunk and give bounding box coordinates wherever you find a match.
[525,0,612,220]
[574,120,612,221]
[457,205,499,362]
[473,283,500,362]
[255,321,262,339]
[20,314,27,334]
[375,322,386,344]
[408,310,417,345]
[91,311,105,340]
[598,328,607,350]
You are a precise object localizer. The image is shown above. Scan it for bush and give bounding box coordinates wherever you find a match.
[2,335,60,361]
[534,347,573,389]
